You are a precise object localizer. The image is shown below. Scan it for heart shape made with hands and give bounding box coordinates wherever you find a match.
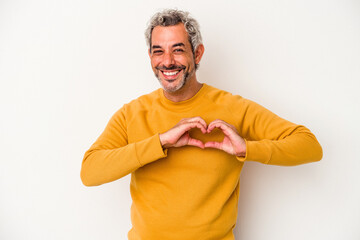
[186,121,246,157]
[188,127,225,144]
[162,118,246,156]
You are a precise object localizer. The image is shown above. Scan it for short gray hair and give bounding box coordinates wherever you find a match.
[145,9,203,55]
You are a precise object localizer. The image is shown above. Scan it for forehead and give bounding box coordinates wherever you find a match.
[151,23,190,47]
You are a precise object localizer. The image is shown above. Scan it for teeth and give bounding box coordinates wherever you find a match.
[163,71,179,76]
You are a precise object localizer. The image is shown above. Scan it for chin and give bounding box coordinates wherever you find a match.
[161,82,185,93]
[159,77,187,93]
[158,69,194,93]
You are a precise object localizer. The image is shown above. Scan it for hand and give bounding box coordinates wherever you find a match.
[159,117,207,149]
[205,119,246,157]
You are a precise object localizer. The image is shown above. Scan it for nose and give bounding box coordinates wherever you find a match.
[162,52,175,67]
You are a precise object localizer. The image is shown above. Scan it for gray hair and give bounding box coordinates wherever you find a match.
[145,9,203,55]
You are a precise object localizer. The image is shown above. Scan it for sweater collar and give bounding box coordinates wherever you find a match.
[159,83,209,112]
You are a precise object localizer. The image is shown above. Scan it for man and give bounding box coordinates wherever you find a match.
[81,9,322,240]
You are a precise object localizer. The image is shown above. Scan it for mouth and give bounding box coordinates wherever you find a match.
[160,69,183,80]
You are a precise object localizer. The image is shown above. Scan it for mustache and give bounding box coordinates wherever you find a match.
[155,65,186,71]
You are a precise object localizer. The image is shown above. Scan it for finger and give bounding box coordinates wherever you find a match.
[207,121,232,135]
[186,117,207,130]
[204,141,222,150]
[207,119,225,132]
[208,119,236,130]
[189,116,207,126]
[187,137,205,149]
[182,122,207,134]
[208,120,239,137]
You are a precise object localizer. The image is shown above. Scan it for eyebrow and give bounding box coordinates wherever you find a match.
[172,43,185,48]
[151,43,185,49]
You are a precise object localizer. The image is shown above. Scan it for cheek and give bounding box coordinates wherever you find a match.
[150,56,159,64]
[150,60,159,69]
[175,56,191,67]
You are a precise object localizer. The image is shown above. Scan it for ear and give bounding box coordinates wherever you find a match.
[194,44,205,65]
[148,48,151,58]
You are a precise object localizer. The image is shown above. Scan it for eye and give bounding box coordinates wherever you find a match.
[174,48,184,53]
[152,50,163,55]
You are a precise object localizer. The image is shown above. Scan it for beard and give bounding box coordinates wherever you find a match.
[155,64,195,93]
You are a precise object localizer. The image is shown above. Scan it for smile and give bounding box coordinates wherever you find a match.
[162,71,180,76]
[160,69,183,79]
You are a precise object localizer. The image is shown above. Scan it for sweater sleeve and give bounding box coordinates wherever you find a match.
[80,107,167,186]
[235,98,323,166]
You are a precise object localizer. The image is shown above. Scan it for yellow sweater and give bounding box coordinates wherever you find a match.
[81,84,322,240]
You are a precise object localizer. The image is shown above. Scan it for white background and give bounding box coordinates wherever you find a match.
[1,0,359,239]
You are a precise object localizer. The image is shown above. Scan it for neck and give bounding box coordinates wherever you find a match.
[163,78,203,102]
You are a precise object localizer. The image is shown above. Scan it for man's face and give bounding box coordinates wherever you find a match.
[149,23,197,93]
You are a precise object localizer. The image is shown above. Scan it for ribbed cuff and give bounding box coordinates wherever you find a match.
[236,140,271,164]
[135,134,168,166]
